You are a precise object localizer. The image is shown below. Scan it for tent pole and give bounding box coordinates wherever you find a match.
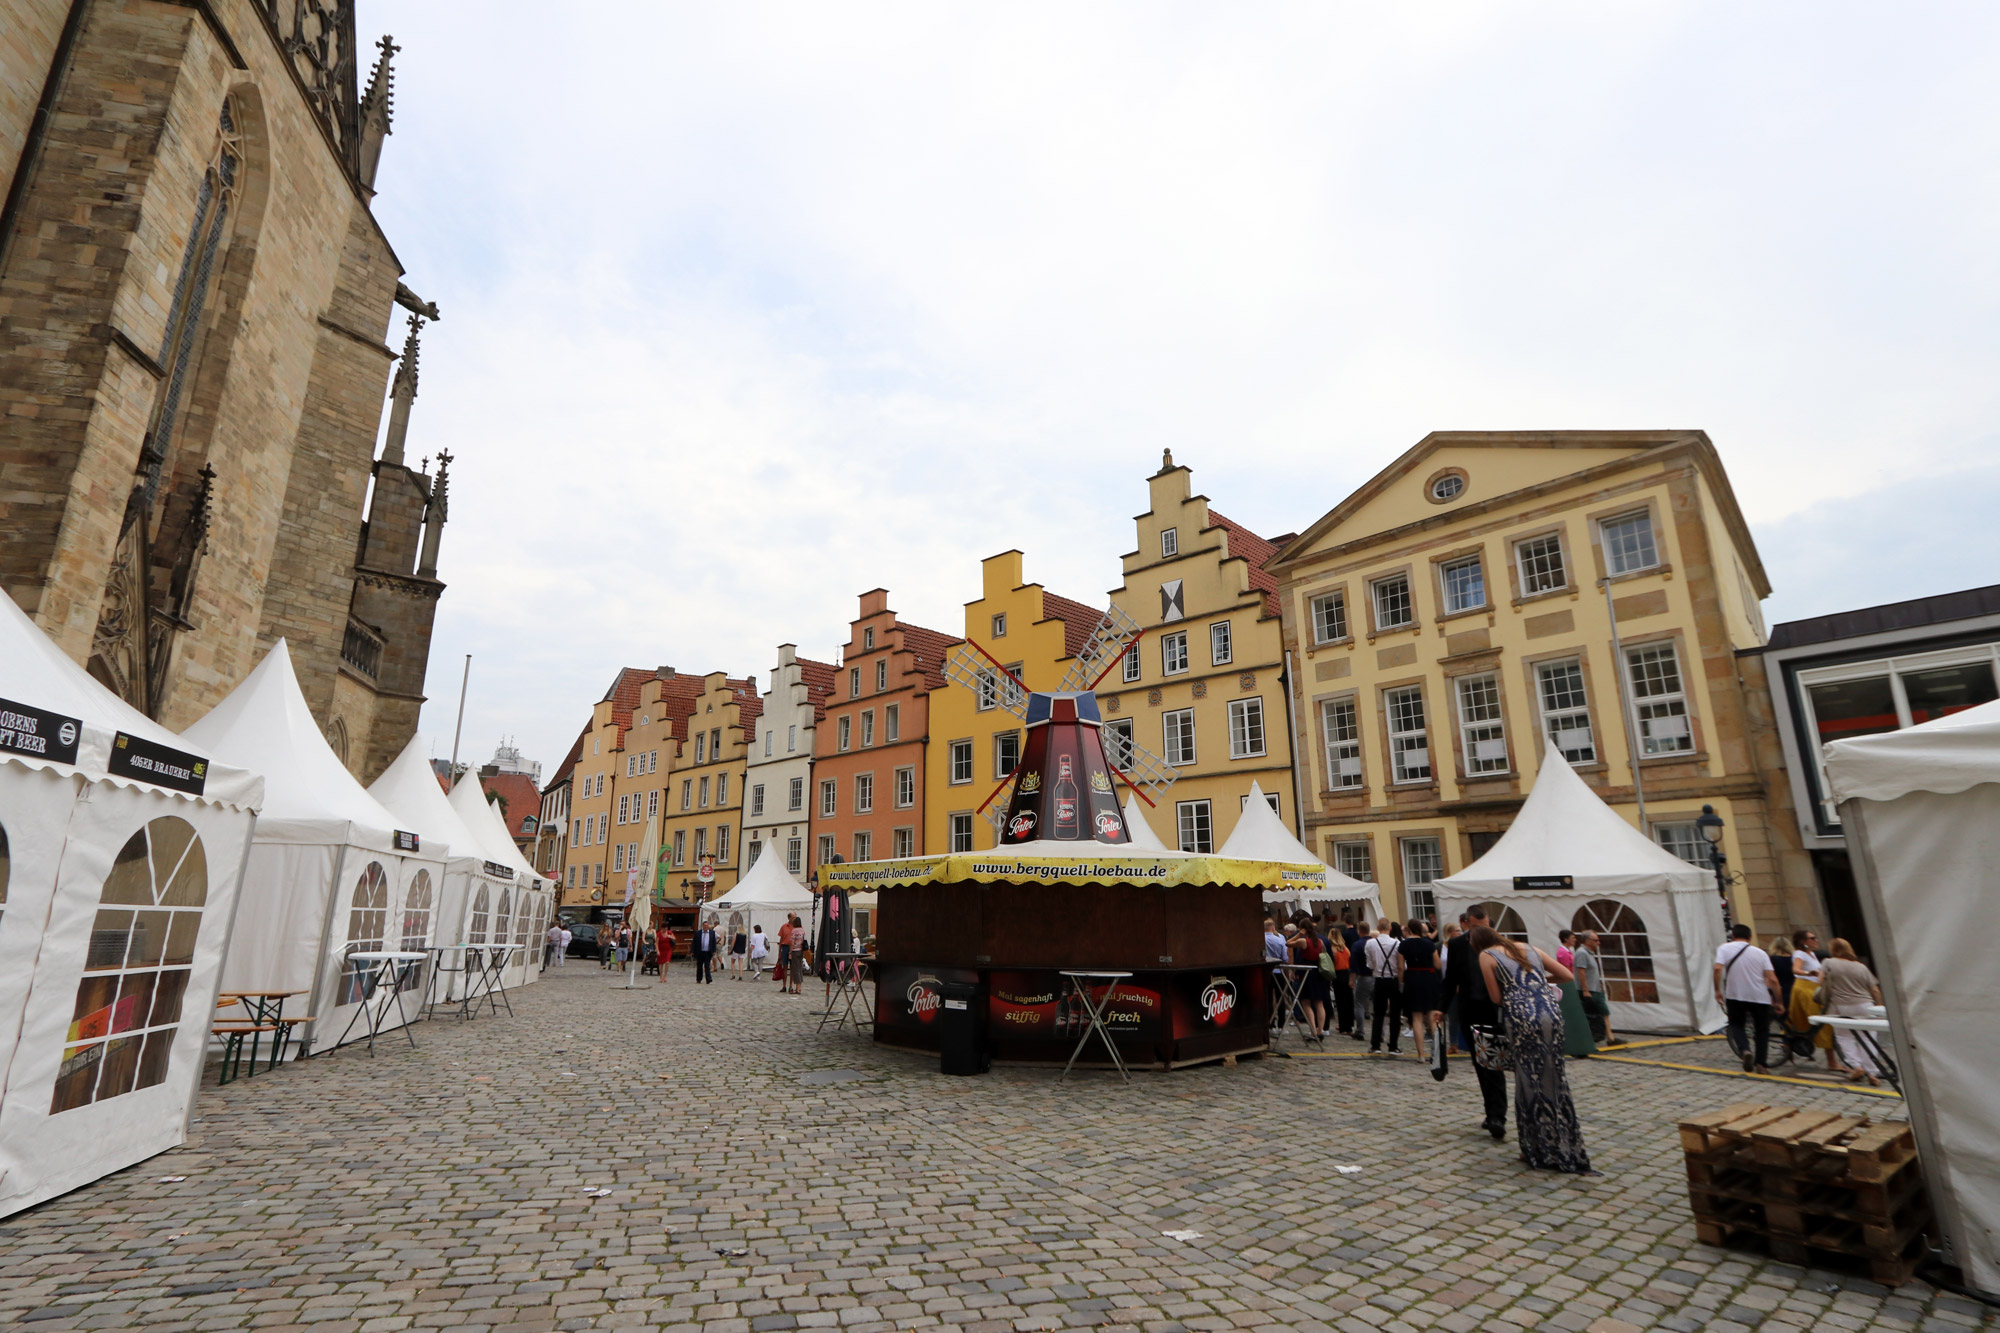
[1600,579,1649,836]
[448,655,471,779]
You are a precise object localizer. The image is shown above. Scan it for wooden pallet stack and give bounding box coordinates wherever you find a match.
[1678,1103,1932,1286]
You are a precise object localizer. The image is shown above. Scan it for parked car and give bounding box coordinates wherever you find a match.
[565,922,604,959]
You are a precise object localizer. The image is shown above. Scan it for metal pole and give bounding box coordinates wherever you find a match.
[1600,579,1648,836]
[1282,650,1308,838]
[448,654,471,779]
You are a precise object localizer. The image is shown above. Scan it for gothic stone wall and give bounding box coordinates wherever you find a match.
[0,0,70,205]
[0,0,406,742]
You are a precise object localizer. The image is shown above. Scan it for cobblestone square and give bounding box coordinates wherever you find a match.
[0,968,1989,1333]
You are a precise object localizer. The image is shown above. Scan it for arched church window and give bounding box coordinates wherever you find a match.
[337,862,389,1004]
[1572,899,1659,1004]
[398,870,433,992]
[1475,902,1530,944]
[53,817,207,1113]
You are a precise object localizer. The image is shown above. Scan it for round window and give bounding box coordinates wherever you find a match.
[1431,474,1465,501]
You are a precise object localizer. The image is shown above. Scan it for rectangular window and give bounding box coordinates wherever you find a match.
[1455,673,1509,774]
[1311,591,1347,644]
[695,733,707,764]
[948,739,974,784]
[698,776,710,808]
[1003,664,1025,711]
[596,813,607,841]
[1227,697,1265,758]
[1161,528,1179,558]
[1163,708,1196,766]
[1122,642,1141,683]
[976,669,999,711]
[1654,821,1709,866]
[1372,574,1413,631]
[1516,533,1566,595]
[711,728,721,756]
[885,704,900,741]
[1161,630,1189,675]
[853,831,872,862]
[892,827,915,858]
[650,750,659,774]
[820,779,837,817]
[716,772,729,806]
[573,818,584,843]
[1602,510,1660,576]
[625,757,634,779]
[1440,555,1486,614]
[716,825,730,863]
[864,627,876,650]
[786,838,803,876]
[672,830,685,866]
[1536,659,1595,762]
[1400,837,1443,920]
[850,667,861,697]
[838,716,852,751]
[994,730,1021,778]
[1386,685,1430,783]
[788,776,804,811]
[874,659,886,692]
[1241,790,1280,815]
[613,843,625,872]
[680,779,692,810]
[618,795,629,823]
[991,613,1007,638]
[694,827,708,861]
[1333,841,1374,882]
[1176,799,1213,853]
[949,813,974,853]
[787,724,797,753]
[764,728,773,757]
[1210,621,1233,666]
[855,773,874,813]
[1321,698,1362,789]
[861,710,875,746]
[818,834,835,866]
[1104,719,1135,770]
[647,790,659,819]
[894,767,915,808]
[747,840,762,869]
[1627,643,1693,754]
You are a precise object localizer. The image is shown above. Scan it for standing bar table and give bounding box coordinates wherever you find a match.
[1269,963,1319,1046]
[1059,970,1133,1082]
[817,953,875,1034]
[331,951,430,1054]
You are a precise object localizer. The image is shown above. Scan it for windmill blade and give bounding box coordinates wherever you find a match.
[943,643,1028,718]
[1103,730,1180,802]
[983,775,1018,836]
[1057,602,1143,694]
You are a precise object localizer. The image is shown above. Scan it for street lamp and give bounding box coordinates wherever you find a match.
[1694,804,1733,931]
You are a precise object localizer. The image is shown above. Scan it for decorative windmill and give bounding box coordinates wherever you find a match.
[942,608,1180,836]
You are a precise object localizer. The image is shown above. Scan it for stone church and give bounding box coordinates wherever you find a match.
[1,0,449,782]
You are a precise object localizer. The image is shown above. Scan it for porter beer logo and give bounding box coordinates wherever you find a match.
[1007,811,1037,839]
[1094,811,1123,839]
[1199,977,1237,1026]
[906,979,942,1023]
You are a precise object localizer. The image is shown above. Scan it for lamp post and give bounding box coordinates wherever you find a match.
[1694,804,1733,931]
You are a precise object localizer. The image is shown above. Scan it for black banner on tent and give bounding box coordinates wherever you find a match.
[108,731,208,795]
[484,860,515,879]
[394,830,420,852]
[0,696,82,765]
[1513,875,1573,892]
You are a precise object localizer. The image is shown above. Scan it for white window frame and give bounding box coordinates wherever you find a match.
[837,716,852,752]
[819,778,837,817]
[1239,790,1280,815]
[1227,697,1265,759]
[894,766,916,809]
[976,668,999,711]
[716,825,730,864]
[876,659,888,691]
[861,709,875,747]
[1601,510,1661,577]
[1161,528,1179,558]
[948,813,975,853]
[1536,658,1596,763]
[1654,821,1709,866]
[698,775,710,808]
[892,827,915,858]
[1321,697,1362,790]
[850,667,861,697]
[1122,642,1141,683]
[991,613,1007,638]
[786,838,803,876]
[1385,685,1430,784]
[1439,555,1486,615]
[1333,840,1374,882]
[1175,799,1213,853]
[1626,642,1694,755]
[788,776,804,811]
[1516,533,1567,596]
[764,728,773,757]
[854,773,873,814]
[680,780,691,811]
[1104,719,1135,770]
[1400,836,1443,921]
[1310,591,1347,644]
[1454,672,1509,775]
[1161,630,1189,676]
[1162,708,1196,766]
[994,730,1021,779]
[885,703,900,742]
[1371,573,1414,632]
[817,834,835,867]
[750,784,765,818]
[948,739,974,784]
[787,724,797,753]
[1210,620,1233,666]
[694,733,706,764]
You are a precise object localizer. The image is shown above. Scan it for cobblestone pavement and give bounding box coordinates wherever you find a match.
[1,965,1990,1333]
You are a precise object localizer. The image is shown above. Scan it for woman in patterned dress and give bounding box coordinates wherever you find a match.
[1471,925,1596,1175]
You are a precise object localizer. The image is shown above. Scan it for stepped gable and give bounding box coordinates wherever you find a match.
[1039,590,1105,660]
[728,676,765,729]
[797,656,840,722]
[893,621,962,690]
[1204,509,1283,617]
[652,672,707,742]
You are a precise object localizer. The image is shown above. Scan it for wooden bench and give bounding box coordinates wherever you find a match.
[210,1022,280,1084]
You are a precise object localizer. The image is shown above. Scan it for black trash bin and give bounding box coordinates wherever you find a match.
[938,979,989,1076]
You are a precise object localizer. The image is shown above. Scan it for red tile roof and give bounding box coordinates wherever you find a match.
[893,621,961,691]
[652,673,706,744]
[1039,590,1104,660]
[797,657,839,722]
[726,677,764,730]
[477,771,544,845]
[545,727,586,794]
[1204,509,1283,617]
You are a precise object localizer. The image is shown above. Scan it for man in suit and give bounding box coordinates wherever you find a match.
[1435,904,1508,1141]
[692,921,719,984]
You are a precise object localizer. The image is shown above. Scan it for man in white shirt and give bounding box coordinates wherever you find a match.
[1367,919,1403,1055]
[1713,923,1783,1075]
[544,922,563,970]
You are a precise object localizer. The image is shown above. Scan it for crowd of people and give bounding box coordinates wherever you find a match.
[1714,924,1885,1085]
[538,914,819,993]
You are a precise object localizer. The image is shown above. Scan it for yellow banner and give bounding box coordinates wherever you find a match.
[819,851,1288,890]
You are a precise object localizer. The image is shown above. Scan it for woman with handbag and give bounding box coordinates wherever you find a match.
[1472,924,1595,1175]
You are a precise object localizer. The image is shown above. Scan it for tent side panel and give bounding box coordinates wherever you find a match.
[217,845,338,997]
[0,766,82,1108]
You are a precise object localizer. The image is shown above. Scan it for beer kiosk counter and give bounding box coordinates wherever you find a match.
[822,691,1317,1070]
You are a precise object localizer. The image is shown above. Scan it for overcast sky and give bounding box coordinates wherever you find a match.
[356,3,2000,779]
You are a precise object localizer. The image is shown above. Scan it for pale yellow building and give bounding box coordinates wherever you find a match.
[1266,431,1816,933]
[658,671,762,900]
[924,551,1100,853]
[1100,454,1297,851]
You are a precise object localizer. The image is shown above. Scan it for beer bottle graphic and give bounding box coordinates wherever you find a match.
[1052,754,1080,839]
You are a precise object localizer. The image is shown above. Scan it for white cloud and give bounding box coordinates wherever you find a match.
[357,2,2000,773]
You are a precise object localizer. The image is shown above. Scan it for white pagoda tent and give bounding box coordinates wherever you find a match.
[1432,756,1725,1034]
[1826,697,2000,1294]
[448,775,550,989]
[184,641,445,1053]
[704,848,815,940]
[1220,782,1382,921]
[1122,793,1170,851]
[0,595,261,1218]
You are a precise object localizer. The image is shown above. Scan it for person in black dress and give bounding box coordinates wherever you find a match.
[1435,904,1508,1140]
[1289,915,1331,1041]
[1396,918,1442,1062]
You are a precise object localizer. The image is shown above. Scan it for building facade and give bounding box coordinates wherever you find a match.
[2,2,448,781]
[743,645,836,881]
[560,667,680,908]
[1100,454,1296,852]
[1747,583,2000,953]
[538,731,581,888]
[924,552,1099,854]
[1267,431,1816,934]
[657,672,761,900]
[816,590,956,872]
[476,741,543,856]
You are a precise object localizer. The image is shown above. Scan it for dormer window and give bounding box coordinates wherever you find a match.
[991,613,1007,638]
[1161,528,1179,558]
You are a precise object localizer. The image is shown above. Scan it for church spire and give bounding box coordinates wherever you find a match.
[357,34,398,192]
[418,448,450,577]
[380,312,423,467]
